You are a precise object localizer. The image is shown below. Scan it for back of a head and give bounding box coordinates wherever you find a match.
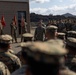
[46,25,58,39]
[46,25,58,32]
[0,34,12,49]
[57,32,65,40]
[21,41,67,75]
[22,33,33,42]
[47,39,65,48]
[67,31,76,38]
[66,38,76,54]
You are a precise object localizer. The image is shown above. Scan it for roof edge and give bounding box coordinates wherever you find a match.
[0,0,29,2]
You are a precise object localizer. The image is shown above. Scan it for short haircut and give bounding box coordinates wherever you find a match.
[27,56,60,75]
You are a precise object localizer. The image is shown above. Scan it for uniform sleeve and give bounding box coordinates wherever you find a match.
[0,62,10,75]
[7,53,22,72]
[5,66,11,75]
[14,57,21,70]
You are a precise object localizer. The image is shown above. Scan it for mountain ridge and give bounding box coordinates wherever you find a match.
[62,13,75,17]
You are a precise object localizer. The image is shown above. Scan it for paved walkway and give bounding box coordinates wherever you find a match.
[10,28,35,54]
[11,38,21,54]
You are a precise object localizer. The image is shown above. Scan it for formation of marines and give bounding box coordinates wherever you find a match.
[0,18,76,75]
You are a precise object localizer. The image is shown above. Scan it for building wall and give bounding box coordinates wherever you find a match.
[0,1,30,36]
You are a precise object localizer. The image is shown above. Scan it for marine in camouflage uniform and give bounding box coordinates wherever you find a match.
[57,20,65,32]
[57,32,65,40]
[0,34,21,73]
[45,25,58,40]
[67,38,76,72]
[17,33,33,64]
[21,33,33,42]
[11,41,76,75]
[57,32,66,45]
[21,19,27,42]
[64,19,72,32]
[66,37,76,72]
[47,39,65,48]
[0,61,10,75]
[10,19,17,43]
[34,21,45,41]
[72,21,76,31]
[67,31,76,38]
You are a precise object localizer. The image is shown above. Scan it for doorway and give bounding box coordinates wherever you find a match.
[18,11,26,34]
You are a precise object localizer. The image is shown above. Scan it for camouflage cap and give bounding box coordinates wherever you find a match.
[0,34,12,44]
[47,39,65,47]
[20,41,67,63]
[20,42,32,47]
[67,31,76,34]
[57,33,65,36]
[67,37,76,48]
[57,33,65,40]
[46,25,58,30]
[22,33,33,38]
[71,57,76,63]
[67,31,76,38]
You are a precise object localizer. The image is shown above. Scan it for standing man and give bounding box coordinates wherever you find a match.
[21,18,27,34]
[0,34,21,73]
[21,18,27,42]
[11,41,76,75]
[0,15,6,35]
[72,20,76,31]
[66,37,76,72]
[34,21,45,41]
[45,25,58,40]
[10,19,17,43]
[21,33,33,42]
[57,32,66,41]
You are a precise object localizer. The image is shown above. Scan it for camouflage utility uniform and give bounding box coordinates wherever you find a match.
[0,51,21,73]
[11,41,76,75]
[34,25,45,41]
[0,34,21,73]
[0,61,10,75]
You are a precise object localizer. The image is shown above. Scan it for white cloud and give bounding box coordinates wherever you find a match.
[30,4,76,15]
[30,0,50,3]
[70,0,76,2]
[30,8,47,14]
[59,0,63,2]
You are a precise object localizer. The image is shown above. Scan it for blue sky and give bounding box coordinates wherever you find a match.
[29,0,76,15]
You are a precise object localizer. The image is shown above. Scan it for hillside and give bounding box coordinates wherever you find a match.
[30,13,76,22]
[62,13,74,17]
